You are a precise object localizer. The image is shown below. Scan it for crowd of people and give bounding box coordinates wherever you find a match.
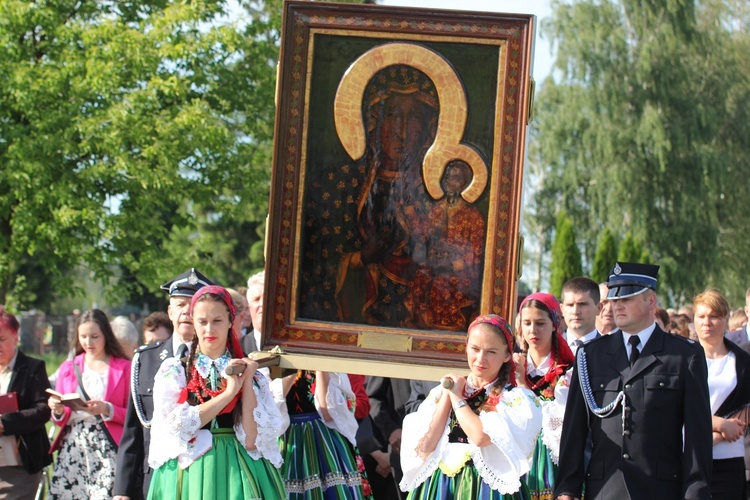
[0,260,749,499]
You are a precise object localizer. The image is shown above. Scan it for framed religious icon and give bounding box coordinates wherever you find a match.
[263,0,535,376]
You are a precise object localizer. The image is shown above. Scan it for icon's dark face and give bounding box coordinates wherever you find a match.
[441,162,472,196]
[378,93,433,164]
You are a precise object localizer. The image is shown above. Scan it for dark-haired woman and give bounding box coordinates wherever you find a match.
[48,309,131,499]
[146,286,285,499]
[514,293,576,500]
[399,314,542,499]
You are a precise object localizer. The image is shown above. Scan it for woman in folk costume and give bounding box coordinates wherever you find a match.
[271,367,373,499]
[514,293,576,500]
[399,314,542,499]
[147,285,286,499]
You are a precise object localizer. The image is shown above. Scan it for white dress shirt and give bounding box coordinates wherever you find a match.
[566,329,599,355]
[622,323,656,358]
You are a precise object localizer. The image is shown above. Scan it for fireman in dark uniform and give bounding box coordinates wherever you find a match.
[555,262,712,500]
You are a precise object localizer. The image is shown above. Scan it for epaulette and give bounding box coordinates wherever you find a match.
[135,340,166,353]
[585,333,609,345]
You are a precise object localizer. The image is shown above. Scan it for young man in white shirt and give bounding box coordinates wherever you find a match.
[561,277,602,355]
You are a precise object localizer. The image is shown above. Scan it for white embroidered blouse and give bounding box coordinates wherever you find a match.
[147,356,285,471]
[399,385,542,495]
[270,371,359,446]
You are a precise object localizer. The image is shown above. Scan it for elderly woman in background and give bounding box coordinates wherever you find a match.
[48,309,131,499]
[694,289,750,500]
[111,315,139,359]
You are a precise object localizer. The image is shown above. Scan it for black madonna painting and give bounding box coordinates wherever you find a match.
[265,1,535,366]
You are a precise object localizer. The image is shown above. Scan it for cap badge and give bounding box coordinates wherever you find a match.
[613,263,622,275]
[188,270,199,285]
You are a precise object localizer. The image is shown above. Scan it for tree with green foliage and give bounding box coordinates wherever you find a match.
[591,228,618,283]
[550,211,583,297]
[0,0,283,308]
[618,233,643,263]
[530,0,750,305]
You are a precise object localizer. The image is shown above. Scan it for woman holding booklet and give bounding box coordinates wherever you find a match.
[47,308,131,499]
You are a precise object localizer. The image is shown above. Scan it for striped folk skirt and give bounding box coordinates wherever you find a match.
[525,433,557,500]
[280,412,372,500]
[406,461,531,500]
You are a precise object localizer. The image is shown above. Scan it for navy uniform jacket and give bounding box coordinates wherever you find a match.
[113,338,175,499]
[555,327,712,500]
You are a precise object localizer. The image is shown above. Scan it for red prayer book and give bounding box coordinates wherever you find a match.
[0,392,18,414]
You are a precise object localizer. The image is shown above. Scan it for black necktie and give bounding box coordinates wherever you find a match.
[177,343,188,359]
[628,336,640,367]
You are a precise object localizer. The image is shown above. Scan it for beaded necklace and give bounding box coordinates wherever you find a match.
[189,367,225,402]
[188,351,230,403]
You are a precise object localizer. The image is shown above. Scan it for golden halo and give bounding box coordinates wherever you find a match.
[333,42,488,203]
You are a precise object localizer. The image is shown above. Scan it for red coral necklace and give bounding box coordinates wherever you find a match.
[188,366,225,402]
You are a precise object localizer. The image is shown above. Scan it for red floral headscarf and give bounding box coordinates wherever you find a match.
[519,292,575,386]
[190,285,243,359]
[468,314,516,387]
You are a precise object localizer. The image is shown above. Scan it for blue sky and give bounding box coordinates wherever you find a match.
[379,0,554,80]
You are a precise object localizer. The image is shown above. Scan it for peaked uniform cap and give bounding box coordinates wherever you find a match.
[160,268,214,297]
[606,261,659,300]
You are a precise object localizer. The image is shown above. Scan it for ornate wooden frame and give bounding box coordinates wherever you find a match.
[263,0,535,373]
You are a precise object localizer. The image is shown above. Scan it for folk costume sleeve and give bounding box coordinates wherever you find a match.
[540,369,572,464]
[147,358,207,470]
[233,371,285,468]
[474,387,542,493]
[315,372,359,446]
